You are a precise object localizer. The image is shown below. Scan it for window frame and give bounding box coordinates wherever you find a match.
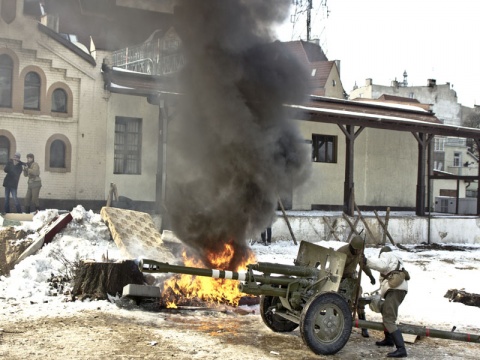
[51,88,67,113]
[49,139,66,168]
[312,134,337,163]
[23,71,41,110]
[0,54,13,108]
[45,134,72,173]
[453,152,462,167]
[114,116,142,175]
[0,135,10,165]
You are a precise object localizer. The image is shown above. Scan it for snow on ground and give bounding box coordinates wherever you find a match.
[1,206,480,336]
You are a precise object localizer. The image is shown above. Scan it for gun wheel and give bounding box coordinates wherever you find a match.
[300,292,352,355]
[260,295,298,332]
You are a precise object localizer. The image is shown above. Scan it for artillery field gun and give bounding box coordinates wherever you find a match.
[140,241,480,356]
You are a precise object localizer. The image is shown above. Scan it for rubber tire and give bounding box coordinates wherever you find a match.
[260,295,299,332]
[300,292,352,355]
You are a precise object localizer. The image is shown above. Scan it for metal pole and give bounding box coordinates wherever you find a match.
[354,319,480,344]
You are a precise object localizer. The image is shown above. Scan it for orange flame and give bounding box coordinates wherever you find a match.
[161,243,256,307]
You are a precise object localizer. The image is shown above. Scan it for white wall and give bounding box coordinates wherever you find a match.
[269,212,480,244]
[292,121,420,210]
[105,93,160,201]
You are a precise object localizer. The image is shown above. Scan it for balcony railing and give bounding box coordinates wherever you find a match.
[110,40,185,76]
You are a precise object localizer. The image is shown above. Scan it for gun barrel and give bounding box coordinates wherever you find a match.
[139,259,247,281]
[249,262,319,278]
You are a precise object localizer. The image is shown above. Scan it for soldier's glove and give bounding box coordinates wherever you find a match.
[369,276,376,285]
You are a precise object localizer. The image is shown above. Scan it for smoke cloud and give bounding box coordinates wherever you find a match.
[166,0,311,269]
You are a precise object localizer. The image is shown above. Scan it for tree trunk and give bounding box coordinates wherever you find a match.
[72,260,145,301]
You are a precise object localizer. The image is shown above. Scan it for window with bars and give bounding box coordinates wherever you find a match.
[114,117,142,174]
[312,134,337,163]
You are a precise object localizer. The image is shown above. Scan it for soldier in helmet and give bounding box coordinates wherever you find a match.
[363,245,408,358]
[337,235,376,337]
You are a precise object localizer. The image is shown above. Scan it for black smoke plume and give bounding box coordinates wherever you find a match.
[166,0,311,269]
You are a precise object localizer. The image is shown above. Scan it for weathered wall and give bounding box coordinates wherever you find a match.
[269,212,480,244]
[349,81,461,126]
[105,93,159,201]
[324,64,344,99]
[292,121,420,210]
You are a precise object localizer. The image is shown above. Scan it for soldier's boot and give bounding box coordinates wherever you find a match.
[25,206,30,214]
[376,330,394,346]
[387,330,407,358]
[358,313,369,338]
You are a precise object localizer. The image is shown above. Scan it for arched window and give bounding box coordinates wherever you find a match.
[50,139,66,168]
[0,135,10,165]
[45,134,71,173]
[0,54,13,108]
[51,88,67,113]
[24,71,41,110]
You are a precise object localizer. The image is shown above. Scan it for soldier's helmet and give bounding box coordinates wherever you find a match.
[350,235,364,250]
[379,245,393,255]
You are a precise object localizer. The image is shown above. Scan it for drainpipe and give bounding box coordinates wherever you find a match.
[427,137,432,244]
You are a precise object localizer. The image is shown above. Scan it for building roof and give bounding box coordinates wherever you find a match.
[309,61,335,94]
[103,65,480,139]
[282,40,328,63]
[281,41,339,96]
[354,95,432,111]
[38,23,96,66]
[294,96,480,139]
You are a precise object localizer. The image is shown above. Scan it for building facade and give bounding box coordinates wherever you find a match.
[0,0,168,211]
[349,76,479,206]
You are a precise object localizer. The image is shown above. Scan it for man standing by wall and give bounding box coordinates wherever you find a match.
[3,152,24,213]
[23,153,42,213]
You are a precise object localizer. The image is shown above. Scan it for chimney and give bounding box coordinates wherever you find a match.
[365,78,372,86]
[428,79,436,87]
[335,60,341,75]
[391,79,399,88]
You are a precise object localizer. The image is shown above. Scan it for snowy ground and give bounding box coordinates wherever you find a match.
[1,207,480,359]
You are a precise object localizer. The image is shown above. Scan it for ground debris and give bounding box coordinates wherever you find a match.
[412,243,475,252]
[444,289,480,308]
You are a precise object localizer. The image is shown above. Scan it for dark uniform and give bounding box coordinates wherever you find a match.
[337,235,376,338]
[3,154,23,213]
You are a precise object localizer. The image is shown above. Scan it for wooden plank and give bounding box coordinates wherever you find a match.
[278,198,298,245]
[342,213,361,240]
[374,209,396,247]
[323,216,341,242]
[403,333,418,343]
[3,213,34,221]
[15,234,46,264]
[15,213,73,264]
[383,207,390,245]
[354,203,379,244]
[43,213,73,244]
